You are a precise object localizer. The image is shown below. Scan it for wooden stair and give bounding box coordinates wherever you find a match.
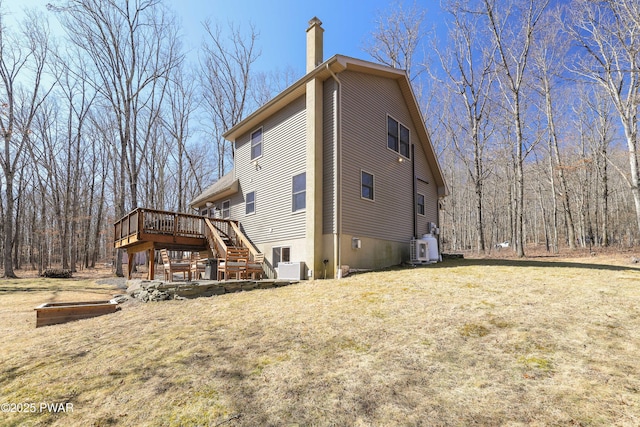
[112,207,265,280]
[203,217,264,280]
[203,217,262,262]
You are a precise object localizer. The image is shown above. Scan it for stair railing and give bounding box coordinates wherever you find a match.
[204,218,229,259]
[228,221,260,261]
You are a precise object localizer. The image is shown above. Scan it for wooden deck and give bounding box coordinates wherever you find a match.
[114,208,209,251]
[114,208,261,280]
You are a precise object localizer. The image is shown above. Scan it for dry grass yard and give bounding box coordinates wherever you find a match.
[1,255,639,426]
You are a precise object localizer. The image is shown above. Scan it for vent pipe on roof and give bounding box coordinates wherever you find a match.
[306,17,324,73]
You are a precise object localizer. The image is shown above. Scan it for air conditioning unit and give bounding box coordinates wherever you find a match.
[277,262,304,280]
[410,239,429,262]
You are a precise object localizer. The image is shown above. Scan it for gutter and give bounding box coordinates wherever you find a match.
[326,64,342,279]
[412,143,417,238]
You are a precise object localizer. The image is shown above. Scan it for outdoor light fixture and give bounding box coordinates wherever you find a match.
[398,156,404,163]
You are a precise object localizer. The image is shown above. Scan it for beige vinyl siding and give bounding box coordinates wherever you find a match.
[323,78,337,234]
[340,70,413,242]
[340,70,437,243]
[231,95,307,243]
[415,139,439,234]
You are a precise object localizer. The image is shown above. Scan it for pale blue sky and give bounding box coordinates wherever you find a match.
[2,0,445,76]
[167,0,444,74]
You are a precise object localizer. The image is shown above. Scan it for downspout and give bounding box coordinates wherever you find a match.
[326,64,342,278]
[412,143,417,239]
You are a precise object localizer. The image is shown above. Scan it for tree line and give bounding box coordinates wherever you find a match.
[1,0,638,278]
[0,0,273,277]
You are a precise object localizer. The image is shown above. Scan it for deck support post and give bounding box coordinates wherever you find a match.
[127,252,134,280]
[148,248,155,280]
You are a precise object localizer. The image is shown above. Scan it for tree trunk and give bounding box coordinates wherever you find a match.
[543,77,576,249]
[600,145,609,246]
[3,172,16,278]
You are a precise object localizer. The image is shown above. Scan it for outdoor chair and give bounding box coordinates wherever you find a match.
[190,252,206,280]
[160,248,191,282]
[246,253,265,279]
[217,247,250,280]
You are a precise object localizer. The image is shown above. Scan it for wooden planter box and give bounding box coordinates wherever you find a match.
[35,300,119,328]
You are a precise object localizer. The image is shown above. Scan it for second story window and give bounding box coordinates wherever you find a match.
[246,191,255,215]
[292,172,306,212]
[388,116,398,152]
[388,116,410,159]
[251,128,263,160]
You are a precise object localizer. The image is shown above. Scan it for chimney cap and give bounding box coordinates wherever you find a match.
[307,16,323,30]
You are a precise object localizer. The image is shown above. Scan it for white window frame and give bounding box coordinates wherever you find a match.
[361,170,375,202]
[250,127,263,161]
[221,199,231,219]
[417,193,425,216]
[387,115,410,160]
[292,172,306,213]
[272,246,291,268]
[245,191,255,215]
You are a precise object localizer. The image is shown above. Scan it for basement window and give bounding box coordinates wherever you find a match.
[272,246,291,268]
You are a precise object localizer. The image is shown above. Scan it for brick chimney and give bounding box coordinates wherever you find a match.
[306,17,324,73]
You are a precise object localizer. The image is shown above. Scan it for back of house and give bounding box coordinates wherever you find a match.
[190,17,447,279]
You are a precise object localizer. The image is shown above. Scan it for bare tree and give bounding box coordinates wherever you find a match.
[252,66,298,108]
[0,9,53,277]
[587,89,615,247]
[364,0,427,80]
[164,66,197,212]
[567,0,640,239]
[533,10,577,250]
[199,20,259,179]
[81,121,109,268]
[51,0,181,275]
[436,1,496,252]
[482,0,549,256]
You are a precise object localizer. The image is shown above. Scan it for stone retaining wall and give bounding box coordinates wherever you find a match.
[127,279,297,302]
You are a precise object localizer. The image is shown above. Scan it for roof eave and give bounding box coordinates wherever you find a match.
[189,178,239,209]
[223,55,347,142]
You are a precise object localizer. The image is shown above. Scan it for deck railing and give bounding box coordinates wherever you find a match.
[113,207,245,252]
[114,208,205,242]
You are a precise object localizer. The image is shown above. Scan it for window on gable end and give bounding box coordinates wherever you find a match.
[387,116,398,152]
[400,123,410,158]
[388,115,410,159]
